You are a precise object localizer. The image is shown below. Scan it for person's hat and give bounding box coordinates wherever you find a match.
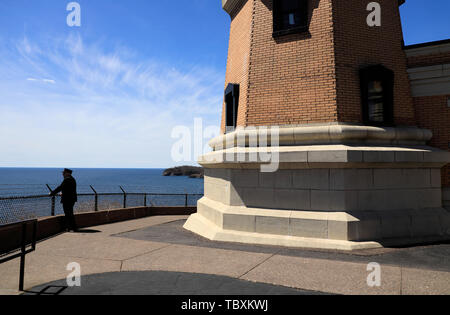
[63,168,73,174]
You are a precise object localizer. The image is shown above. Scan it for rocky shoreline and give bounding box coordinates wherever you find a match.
[163,166,204,179]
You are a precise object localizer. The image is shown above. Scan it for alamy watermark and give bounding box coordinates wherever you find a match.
[367,2,381,27]
[171,119,280,173]
[67,2,81,27]
[367,262,381,287]
[66,262,81,287]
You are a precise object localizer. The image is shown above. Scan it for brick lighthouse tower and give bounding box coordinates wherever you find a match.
[184,0,450,250]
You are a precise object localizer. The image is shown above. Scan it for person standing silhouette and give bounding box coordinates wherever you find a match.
[50,169,78,232]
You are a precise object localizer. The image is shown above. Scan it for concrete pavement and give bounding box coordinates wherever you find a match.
[0,215,449,295]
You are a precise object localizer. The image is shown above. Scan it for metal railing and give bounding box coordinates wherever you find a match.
[0,219,38,291]
[0,185,203,226]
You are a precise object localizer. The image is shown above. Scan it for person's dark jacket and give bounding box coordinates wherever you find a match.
[51,176,78,204]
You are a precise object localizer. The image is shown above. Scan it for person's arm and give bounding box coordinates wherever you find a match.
[50,180,66,196]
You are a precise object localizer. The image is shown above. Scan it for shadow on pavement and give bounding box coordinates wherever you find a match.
[23,285,68,295]
[22,271,328,295]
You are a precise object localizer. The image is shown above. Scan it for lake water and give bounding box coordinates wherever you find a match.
[0,168,204,224]
[0,168,204,197]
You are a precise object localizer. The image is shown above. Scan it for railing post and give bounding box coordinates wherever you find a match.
[185,194,188,207]
[119,186,127,209]
[90,185,98,212]
[19,222,27,291]
[51,196,55,216]
[144,194,147,207]
[46,184,56,216]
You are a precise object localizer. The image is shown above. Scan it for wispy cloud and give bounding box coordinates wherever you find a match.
[0,34,223,168]
[27,78,56,84]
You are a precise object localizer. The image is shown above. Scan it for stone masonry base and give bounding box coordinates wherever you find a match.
[185,197,450,251]
[185,145,450,250]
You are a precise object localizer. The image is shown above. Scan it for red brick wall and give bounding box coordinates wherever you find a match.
[332,0,416,125]
[221,0,416,128]
[222,0,338,128]
[413,95,450,187]
[245,0,338,126]
[221,0,253,132]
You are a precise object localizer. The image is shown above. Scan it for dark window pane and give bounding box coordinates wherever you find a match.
[360,65,394,126]
[274,0,307,34]
[225,94,234,128]
[368,101,385,122]
[282,12,302,27]
[367,80,384,122]
[368,80,383,94]
[280,0,300,11]
[225,84,239,132]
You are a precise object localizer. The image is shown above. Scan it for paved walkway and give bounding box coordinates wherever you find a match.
[0,215,449,295]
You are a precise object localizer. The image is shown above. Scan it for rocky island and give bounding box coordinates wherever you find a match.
[163,166,204,179]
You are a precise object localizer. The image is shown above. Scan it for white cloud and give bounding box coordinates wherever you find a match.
[27,78,56,84]
[0,35,223,168]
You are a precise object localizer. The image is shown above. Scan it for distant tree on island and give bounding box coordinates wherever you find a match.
[163,166,204,179]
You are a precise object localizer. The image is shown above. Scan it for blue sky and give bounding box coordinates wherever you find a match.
[0,0,449,168]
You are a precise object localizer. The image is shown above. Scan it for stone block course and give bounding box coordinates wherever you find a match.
[255,215,289,236]
[330,169,373,190]
[293,169,329,190]
[289,217,328,239]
